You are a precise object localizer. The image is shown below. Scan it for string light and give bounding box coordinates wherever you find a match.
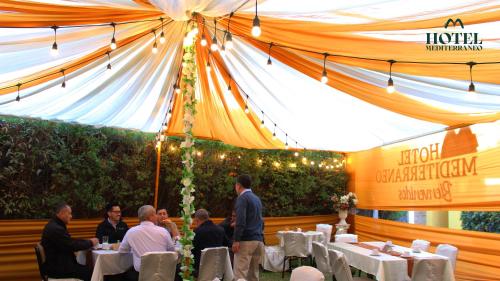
[152,30,158,54]
[162,123,167,131]
[227,81,232,95]
[174,84,181,94]
[110,23,117,50]
[159,18,166,44]
[220,44,226,57]
[272,123,277,140]
[16,83,21,102]
[211,19,218,52]
[50,26,59,56]
[267,43,273,66]
[260,111,265,128]
[167,108,172,119]
[387,60,395,94]
[467,62,476,93]
[294,152,299,157]
[197,151,202,156]
[321,53,328,83]
[60,69,66,88]
[285,134,289,149]
[206,59,211,73]
[160,135,165,141]
[251,0,261,37]
[106,51,112,70]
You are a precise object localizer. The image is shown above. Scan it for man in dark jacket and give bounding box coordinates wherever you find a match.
[232,174,264,281]
[95,203,129,243]
[192,208,228,276]
[41,202,98,281]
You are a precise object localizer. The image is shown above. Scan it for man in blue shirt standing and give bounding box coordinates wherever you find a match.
[232,174,264,281]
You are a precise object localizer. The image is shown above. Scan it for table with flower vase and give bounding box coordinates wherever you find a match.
[328,241,455,281]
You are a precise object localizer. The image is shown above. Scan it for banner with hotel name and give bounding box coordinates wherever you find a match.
[347,122,500,210]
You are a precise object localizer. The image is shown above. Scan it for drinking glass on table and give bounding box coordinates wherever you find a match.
[102,236,110,249]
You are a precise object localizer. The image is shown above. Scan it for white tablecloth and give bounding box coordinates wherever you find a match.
[90,250,133,281]
[277,231,324,254]
[329,242,455,281]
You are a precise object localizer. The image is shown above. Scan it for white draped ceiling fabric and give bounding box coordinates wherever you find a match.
[0,0,499,151]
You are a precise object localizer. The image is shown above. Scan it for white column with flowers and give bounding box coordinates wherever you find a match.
[331,192,358,234]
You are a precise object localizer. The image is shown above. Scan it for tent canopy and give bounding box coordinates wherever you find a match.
[0,0,499,151]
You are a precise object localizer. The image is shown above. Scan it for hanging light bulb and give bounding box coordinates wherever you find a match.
[225,32,233,50]
[16,83,21,102]
[110,23,117,50]
[50,26,59,56]
[211,19,218,51]
[160,135,165,141]
[192,27,199,35]
[206,61,211,73]
[201,34,207,46]
[251,1,261,37]
[260,111,265,128]
[320,53,328,83]
[167,108,172,119]
[227,83,232,94]
[272,124,277,140]
[162,124,167,131]
[285,134,289,149]
[60,69,66,88]
[267,43,273,66]
[387,60,395,94]
[220,44,226,57]
[244,105,249,114]
[467,62,476,93]
[159,18,166,44]
[152,41,158,54]
[106,51,112,70]
[174,84,181,94]
[294,152,299,157]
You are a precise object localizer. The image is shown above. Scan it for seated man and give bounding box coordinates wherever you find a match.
[96,202,129,243]
[219,210,236,249]
[41,202,98,281]
[192,209,228,276]
[118,205,175,281]
[157,207,180,240]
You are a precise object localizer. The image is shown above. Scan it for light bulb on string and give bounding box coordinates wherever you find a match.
[16,83,21,102]
[220,44,226,57]
[387,60,395,94]
[320,53,328,83]
[211,19,218,51]
[160,135,165,141]
[159,18,166,44]
[467,62,476,93]
[285,134,289,149]
[162,124,167,131]
[244,95,250,114]
[151,30,158,54]
[106,51,112,70]
[266,43,273,66]
[227,83,232,95]
[206,61,211,73]
[110,23,117,50]
[294,152,299,157]
[167,108,172,119]
[174,84,181,94]
[201,34,207,46]
[50,26,59,56]
[225,32,233,50]
[60,69,66,88]
[251,0,261,37]
[260,111,265,128]
[272,124,277,140]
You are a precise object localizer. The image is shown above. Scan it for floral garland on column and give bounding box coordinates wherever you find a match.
[179,23,198,281]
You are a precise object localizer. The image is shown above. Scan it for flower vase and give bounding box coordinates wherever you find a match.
[338,209,348,225]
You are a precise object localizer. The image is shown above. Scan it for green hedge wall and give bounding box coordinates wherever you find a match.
[461,212,500,233]
[0,116,346,219]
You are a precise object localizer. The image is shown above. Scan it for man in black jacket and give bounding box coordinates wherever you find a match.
[95,203,129,243]
[41,202,98,281]
[192,208,228,276]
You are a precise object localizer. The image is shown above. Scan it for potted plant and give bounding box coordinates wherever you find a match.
[331,192,358,225]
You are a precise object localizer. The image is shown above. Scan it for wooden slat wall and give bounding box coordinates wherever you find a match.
[0,215,336,280]
[355,216,500,281]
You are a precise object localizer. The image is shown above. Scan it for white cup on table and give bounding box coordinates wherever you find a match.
[371,248,379,255]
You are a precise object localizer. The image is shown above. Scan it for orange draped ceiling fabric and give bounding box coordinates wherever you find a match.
[0,0,163,27]
[166,19,284,149]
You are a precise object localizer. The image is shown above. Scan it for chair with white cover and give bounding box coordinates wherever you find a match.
[435,244,458,271]
[316,224,333,244]
[138,251,178,281]
[290,266,325,281]
[411,240,431,252]
[335,234,358,243]
[197,247,234,281]
[411,258,447,281]
[261,245,289,272]
[34,243,82,281]
[281,232,309,278]
[328,249,371,281]
[312,242,332,278]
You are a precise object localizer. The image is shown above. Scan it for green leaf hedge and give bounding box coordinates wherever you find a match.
[0,116,346,219]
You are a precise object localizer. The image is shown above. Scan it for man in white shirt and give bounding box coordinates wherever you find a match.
[119,205,175,281]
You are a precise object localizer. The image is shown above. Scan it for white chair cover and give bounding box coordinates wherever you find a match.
[312,242,332,276]
[328,249,371,281]
[290,266,325,281]
[335,234,358,243]
[435,244,458,271]
[316,224,333,244]
[138,251,178,281]
[411,258,447,281]
[283,232,309,258]
[198,247,234,281]
[412,240,431,252]
[261,245,289,272]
